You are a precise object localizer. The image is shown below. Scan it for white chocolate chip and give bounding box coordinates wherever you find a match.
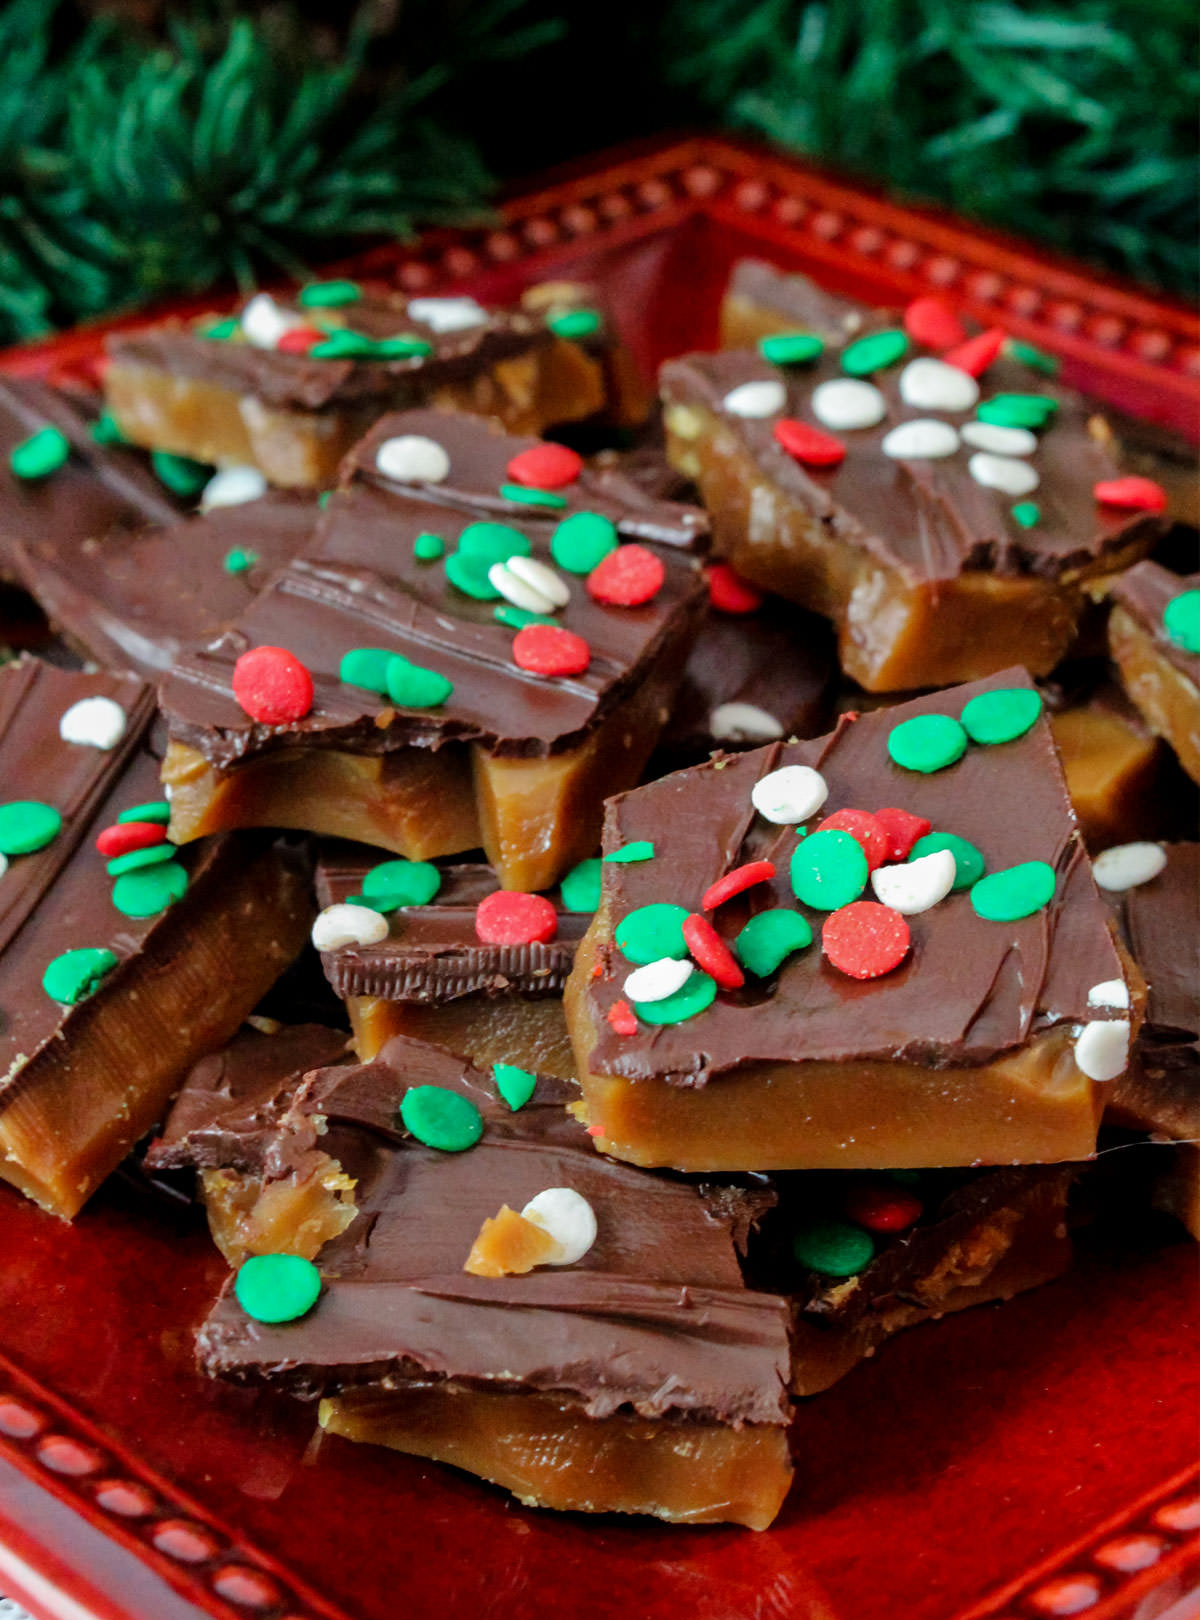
[59,696,127,750]
[881,419,960,460]
[624,957,694,1004]
[1074,1019,1131,1081]
[709,702,785,742]
[961,421,1038,457]
[811,378,887,431]
[751,763,829,825]
[311,903,389,952]
[200,465,268,511]
[240,293,297,350]
[1092,842,1168,892]
[375,435,451,484]
[506,555,570,607]
[406,296,488,333]
[521,1188,597,1265]
[899,358,980,413]
[968,451,1040,497]
[722,379,787,418]
[870,849,957,915]
[1088,979,1130,1010]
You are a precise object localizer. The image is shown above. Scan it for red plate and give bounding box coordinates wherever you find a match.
[0,135,1197,1620]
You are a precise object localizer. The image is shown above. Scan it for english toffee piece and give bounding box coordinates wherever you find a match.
[1109,564,1200,784]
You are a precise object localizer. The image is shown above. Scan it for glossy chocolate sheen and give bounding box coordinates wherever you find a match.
[194,1036,793,1428]
[315,847,588,1002]
[584,668,1125,1085]
[1110,562,1200,685]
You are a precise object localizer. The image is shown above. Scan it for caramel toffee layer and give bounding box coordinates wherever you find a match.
[1111,564,1200,687]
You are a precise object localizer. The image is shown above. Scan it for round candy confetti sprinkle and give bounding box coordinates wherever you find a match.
[298,279,360,308]
[707,563,763,615]
[385,657,453,709]
[95,821,165,859]
[375,435,450,484]
[841,329,908,377]
[721,378,787,418]
[0,801,61,856]
[961,686,1043,746]
[106,843,176,878]
[490,562,557,616]
[547,308,601,340]
[604,840,655,865]
[844,1182,923,1233]
[793,1220,874,1277]
[815,809,888,871]
[968,452,1039,498]
[823,900,910,979]
[702,860,776,912]
[521,1188,598,1265]
[887,713,968,773]
[1087,979,1130,1010]
[607,999,638,1036]
[200,315,239,341]
[399,1085,483,1152]
[1008,339,1059,376]
[493,1063,537,1112]
[874,807,932,863]
[615,903,690,965]
[111,860,188,918]
[90,411,127,446]
[414,532,445,562]
[1091,842,1167,892]
[881,420,959,460]
[1011,502,1041,528]
[587,544,664,607]
[311,903,390,952]
[1094,476,1167,512]
[445,550,501,600]
[339,647,394,695]
[406,296,487,332]
[791,829,869,911]
[760,331,825,366]
[275,327,323,356]
[909,832,985,891]
[682,914,745,989]
[240,293,293,348]
[960,421,1037,457]
[977,393,1057,430]
[942,328,1005,377]
[151,451,211,499]
[10,426,69,480]
[630,968,717,1026]
[970,861,1056,922]
[200,465,267,511]
[500,483,566,511]
[903,297,966,351]
[871,848,956,915]
[1163,590,1200,653]
[1074,1020,1131,1082]
[898,358,979,414]
[42,947,118,1005]
[624,956,695,1004]
[223,547,259,575]
[560,858,603,913]
[811,378,886,431]
[235,1254,322,1324]
[735,909,812,977]
[710,703,784,742]
[512,624,590,677]
[507,555,570,608]
[506,443,582,490]
[551,511,618,575]
[118,801,170,825]
[361,858,441,911]
[59,696,127,751]
[232,646,314,724]
[774,418,846,468]
[751,764,829,825]
[475,891,557,947]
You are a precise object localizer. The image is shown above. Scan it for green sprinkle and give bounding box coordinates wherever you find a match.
[399,1085,483,1152]
[970,861,1056,922]
[370,335,434,360]
[235,1253,322,1323]
[760,331,825,366]
[111,860,188,918]
[790,829,868,912]
[89,411,127,447]
[457,522,532,565]
[318,491,333,510]
[106,843,176,877]
[339,647,396,696]
[200,315,240,341]
[42,946,118,1005]
[1012,502,1041,528]
[1163,589,1200,655]
[631,968,717,1025]
[615,903,690,965]
[841,328,908,376]
[223,547,259,575]
[961,687,1043,746]
[793,1220,875,1277]
[548,308,602,340]
[414,532,445,562]
[1008,340,1059,377]
[499,482,567,510]
[297,279,362,308]
[385,656,453,709]
[604,841,654,864]
[493,603,556,630]
[887,713,968,773]
[560,857,603,913]
[735,909,813,976]
[977,394,1058,431]
[551,510,619,575]
[310,328,376,359]
[909,832,985,891]
[361,858,441,911]
[0,800,61,855]
[10,426,70,481]
[446,550,500,599]
[493,1063,537,1111]
[151,450,211,499]
[118,801,170,825]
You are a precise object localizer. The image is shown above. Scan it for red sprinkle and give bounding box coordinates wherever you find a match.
[95,821,168,859]
[903,296,967,352]
[815,809,889,871]
[707,563,764,615]
[586,1123,606,1136]
[773,417,846,468]
[874,807,932,863]
[275,327,324,355]
[682,914,745,990]
[506,443,583,490]
[587,544,664,607]
[823,902,911,980]
[607,999,638,1037]
[512,624,591,677]
[1093,476,1168,513]
[475,890,558,947]
[231,646,314,725]
[844,1182,924,1233]
[702,860,777,912]
[942,327,1006,378]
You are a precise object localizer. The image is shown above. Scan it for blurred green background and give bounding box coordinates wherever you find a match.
[1,0,1195,346]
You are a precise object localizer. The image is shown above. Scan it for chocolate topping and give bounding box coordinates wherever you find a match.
[727,259,870,342]
[1111,563,1200,686]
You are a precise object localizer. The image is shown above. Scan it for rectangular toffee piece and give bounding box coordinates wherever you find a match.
[0,657,313,1216]
[564,668,1136,1173]
[660,262,1166,691]
[159,417,708,893]
[1109,564,1200,784]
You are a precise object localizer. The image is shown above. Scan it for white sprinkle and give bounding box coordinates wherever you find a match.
[506,554,570,608]
[811,378,887,431]
[59,696,127,751]
[899,358,980,413]
[521,1188,597,1265]
[624,957,694,1004]
[1088,979,1130,1010]
[968,451,1040,497]
[375,435,451,484]
[240,293,297,350]
[1074,1019,1131,1082]
[406,296,488,333]
[1092,842,1168,892]
[881,419,960,460]
[200,465,268,511]
[870,849,957,915]
[722,379,787,419]
[709,702,785,742]
[311,903,389,952]
[488,561,556,616]
[961,421,1038,457]
[751,763,829,825]
[0,853,9,881]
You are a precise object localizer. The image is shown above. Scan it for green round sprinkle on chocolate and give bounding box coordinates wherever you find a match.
[446,551,500,599]
[604,841,655,865]
[339,647,396,695]
[793,1220,875,1277]
[615,902,690,965]
[200,315,239,341]
[118,801,170,825]
[151,450,211,499]
[457,522,532,564]
[223,547,259,575]
[759,331,825,366]
[961,687,1043,746]
[970,860,1056,922]
[111,860,188,918]
[977,394,1057,430]
[297,279,361,308]
[89,412,127,447]
[631,968,717,1025]
[384,657,453,709]
[106,843,176,877]
[551,510,619,575]
[790,829,869,911]
[547,308,602,340]
[494,603,556,630]
[414,532,445,562]
[1163,589,1200,655]
[1011,502,1041,528]
[318,491,333,509]
[310,329,376,359]
[908,832,985,891]
[500,483,567,510]
[42,946,118,1005]
[560,857,603,913]
[371,335,434,360]
[493,1063,537,1111]
[1008,340,1059,377]
[361,857,441,910]
[840,329,908,376]
[735,909,813,976]
[399,1084,483,1152]
[235,1253,322,1323]
[0,800,62,855]
[10,426,70,481]
[887,713,968,774]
